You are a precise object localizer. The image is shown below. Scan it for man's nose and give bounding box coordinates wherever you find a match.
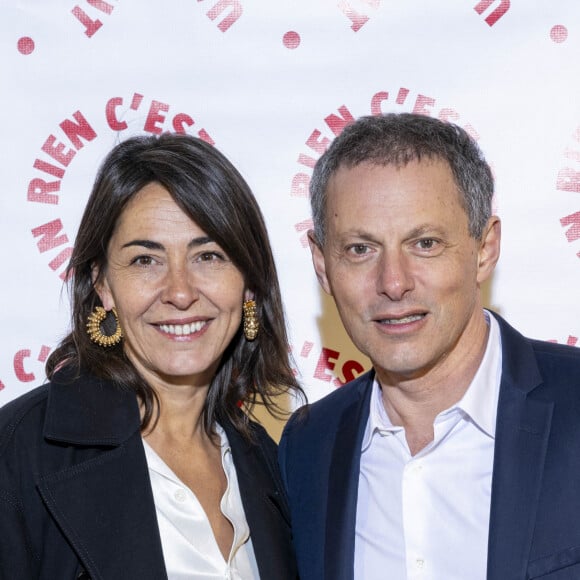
[376,250,414,301]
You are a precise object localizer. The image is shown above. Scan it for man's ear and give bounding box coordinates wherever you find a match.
[91,263,115,311]
[476,216,501,285]
[308,230,332,295]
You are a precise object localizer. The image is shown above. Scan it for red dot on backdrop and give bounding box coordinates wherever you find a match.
[550,25,568,43]
[17,36,35,55]
[283,31,301,49]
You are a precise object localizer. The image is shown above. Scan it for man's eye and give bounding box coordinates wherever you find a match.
[417,239,437,250]
[348,244,369,255]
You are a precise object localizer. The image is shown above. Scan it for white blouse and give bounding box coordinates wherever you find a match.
[143,425,261,580]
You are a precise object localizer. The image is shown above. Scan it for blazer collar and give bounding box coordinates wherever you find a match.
[487,312,554,580]
[491,311,543,395]
[37,431,168,579]
[43,367,141,446]
[38,368,167,578]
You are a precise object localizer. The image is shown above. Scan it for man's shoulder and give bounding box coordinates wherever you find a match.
[529,338,580,390]
[304,369,372,414]
[494,311,580,367]
[530,337,580,364]
[494,311,580,399]
[283,370,373,439]
[496,310,580,366]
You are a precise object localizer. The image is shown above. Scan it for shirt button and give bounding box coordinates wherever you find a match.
[416,558,425,569]
[174,488,186,502]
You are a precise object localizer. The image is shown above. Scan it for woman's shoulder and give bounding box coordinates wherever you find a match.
[0,367,89,449]
[0,385,50,436]
[0,384,51,469]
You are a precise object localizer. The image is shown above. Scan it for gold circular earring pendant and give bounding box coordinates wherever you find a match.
[86,306,123,347]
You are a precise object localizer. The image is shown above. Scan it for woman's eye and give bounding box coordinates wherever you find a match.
[198,252,224,262]
[132,255,155,266]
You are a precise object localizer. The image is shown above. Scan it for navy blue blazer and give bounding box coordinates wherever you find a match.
[0,369,297,580]
[279,313,580,580]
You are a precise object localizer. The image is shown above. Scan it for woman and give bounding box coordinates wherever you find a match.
[0,134,303,579]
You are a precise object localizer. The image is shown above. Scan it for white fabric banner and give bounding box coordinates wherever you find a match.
[1,0,579,415]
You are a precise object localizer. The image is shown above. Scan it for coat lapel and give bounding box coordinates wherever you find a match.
[39,370,167,579]
[325,374,373,580]
[37,436,167,580]
[487,315,553,580]
[223,419,298,580]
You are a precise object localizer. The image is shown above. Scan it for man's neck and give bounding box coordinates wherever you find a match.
[376,313,491,455]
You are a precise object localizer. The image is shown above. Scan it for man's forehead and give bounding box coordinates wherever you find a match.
[324,159,469,232]
[326,157,459,198]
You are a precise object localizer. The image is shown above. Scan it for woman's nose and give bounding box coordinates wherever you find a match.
[160,265,199,309]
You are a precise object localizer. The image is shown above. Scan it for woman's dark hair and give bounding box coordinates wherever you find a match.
[46,133,303,437]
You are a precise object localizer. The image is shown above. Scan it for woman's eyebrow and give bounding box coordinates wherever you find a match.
[121,236,214,250]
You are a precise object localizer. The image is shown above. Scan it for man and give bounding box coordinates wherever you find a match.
[279,113,580,580]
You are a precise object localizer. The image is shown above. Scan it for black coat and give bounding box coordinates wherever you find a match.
[0,369,297,580]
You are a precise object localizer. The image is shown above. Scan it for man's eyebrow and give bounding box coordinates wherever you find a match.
[121,236,214,250]
[406,224,445,238]
[333,224,447,245]
[336,230,378,242]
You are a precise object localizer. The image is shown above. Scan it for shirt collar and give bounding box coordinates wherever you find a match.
[361,309,502,451]
[361,379,400,452]
[454,310,502,438]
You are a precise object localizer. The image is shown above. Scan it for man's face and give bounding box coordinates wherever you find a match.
[309,158,500,385]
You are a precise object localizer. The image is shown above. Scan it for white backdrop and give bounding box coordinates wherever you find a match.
[1,0,580,420]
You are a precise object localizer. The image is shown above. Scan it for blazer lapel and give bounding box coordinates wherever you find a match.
[487,315,553,580]
[325,374,373,580]
[224,419,298,580]
[37,435,168,580]
[39,370,167,579]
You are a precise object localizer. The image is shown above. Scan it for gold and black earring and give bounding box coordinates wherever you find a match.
[86,306,123,347]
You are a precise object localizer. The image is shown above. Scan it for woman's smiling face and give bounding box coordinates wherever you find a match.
[95,182,246,391]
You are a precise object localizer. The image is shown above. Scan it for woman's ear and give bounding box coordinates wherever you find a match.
[91,263,115,310]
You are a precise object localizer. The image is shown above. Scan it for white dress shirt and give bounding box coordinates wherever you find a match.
[354,311,502,580]
[143,425,260,580]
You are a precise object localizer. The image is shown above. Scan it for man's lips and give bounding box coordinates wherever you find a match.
[375,313,427,325]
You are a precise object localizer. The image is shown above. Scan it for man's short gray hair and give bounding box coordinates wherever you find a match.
[310,113,494,246]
